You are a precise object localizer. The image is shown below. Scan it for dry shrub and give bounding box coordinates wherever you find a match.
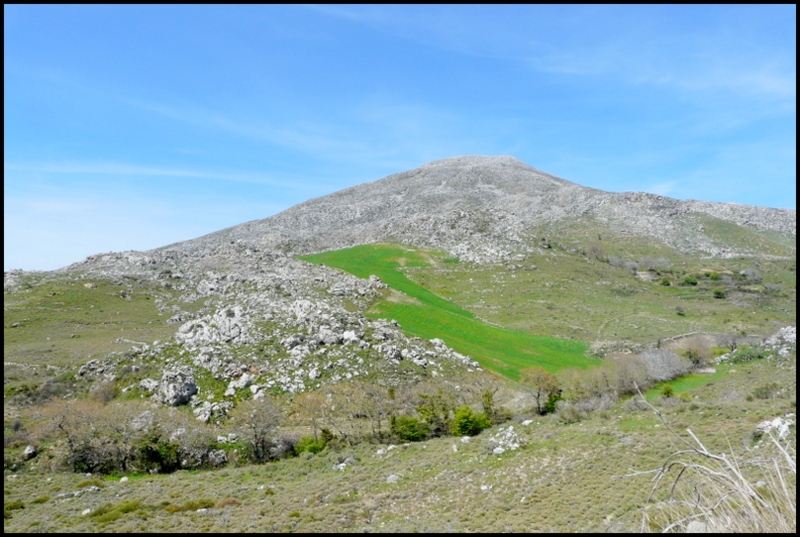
[626,392,796,533]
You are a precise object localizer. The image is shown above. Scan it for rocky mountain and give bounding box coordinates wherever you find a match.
[157,155,795,263]
[5,156,795,415]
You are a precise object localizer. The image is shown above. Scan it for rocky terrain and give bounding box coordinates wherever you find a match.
[154,155,795,263]
[4,156,796,533]
[5,155,795,412]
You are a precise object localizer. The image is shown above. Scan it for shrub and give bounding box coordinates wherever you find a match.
[415,391,453,437]
[660,277,671,286]
[451,405,491,436]
[660,384,674,398]
[639,349,690,382]
[556,404,584,425]
[520,366,561,415]
[295,436,326,454]
[752,383,781,400]
[389,415,429,442]
[682,275,698,286]
[636,398,795,533]
[183,499,215,511]
[713,289,726,299]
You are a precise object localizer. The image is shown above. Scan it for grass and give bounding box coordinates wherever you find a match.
[301,244,596,378]
[4,355,793,533]
[402,226,795,344]
[4,276,177,393]
[645,365,731,400]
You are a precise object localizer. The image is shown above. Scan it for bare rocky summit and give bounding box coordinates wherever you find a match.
[157,155,795,263]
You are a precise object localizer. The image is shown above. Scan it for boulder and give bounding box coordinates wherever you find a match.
[160,370,198,406]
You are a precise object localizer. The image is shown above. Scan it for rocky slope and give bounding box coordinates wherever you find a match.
[6,155,795,414]
[156,155,795,263]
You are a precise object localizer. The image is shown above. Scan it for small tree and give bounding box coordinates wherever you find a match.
[416,391,453,437]
[520,366,561,414]
[451,405,491,436]
[230,397,282,463]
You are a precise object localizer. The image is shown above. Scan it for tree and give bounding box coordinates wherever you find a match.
[230,397,282,463]
[416,390,454,437]
[638,349,689,382]
[520,366,561,414]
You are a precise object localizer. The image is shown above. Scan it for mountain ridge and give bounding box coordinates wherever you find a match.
[149,155,794,265]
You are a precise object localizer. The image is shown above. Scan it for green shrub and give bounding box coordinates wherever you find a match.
[661,385,674,398]
[728,347,764,363]
[295,436,326,454]
[4,500,24,511]
[709,272,720,280]
[183,499,215,511]
[682,275,698,286]
[30,496,50,504]
[660,277,671,286]
[678,392,692,403]
[451,405,491,436]
[713,289,726,299]
[390,415,429,442]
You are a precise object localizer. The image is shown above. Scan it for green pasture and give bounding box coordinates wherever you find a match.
[300,244,596,378]
[646,364,732,400]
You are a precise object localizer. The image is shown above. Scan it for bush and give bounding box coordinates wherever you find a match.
[556,404,584,425]
[713,289,726,299]
[682,275,698,286]
[450,405,491,436]
[752,383,781,400]
[389,415,429,442]
[660,384,674,398]
[294,436,326,454]
[637,403,795,533]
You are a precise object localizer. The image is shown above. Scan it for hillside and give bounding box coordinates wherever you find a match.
[156,155,795,263]
[4,155,796,532]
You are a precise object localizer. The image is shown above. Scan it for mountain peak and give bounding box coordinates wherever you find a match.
[154,155,794,264]
[419,155,530,169]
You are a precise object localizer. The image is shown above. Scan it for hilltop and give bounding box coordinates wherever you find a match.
[153,155,795,263]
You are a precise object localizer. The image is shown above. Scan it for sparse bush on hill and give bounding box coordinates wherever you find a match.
[389,415,429,442]
[450,405,491,436]
[230,397,282,463]
[520,366,560,414]
[639,349,690,383]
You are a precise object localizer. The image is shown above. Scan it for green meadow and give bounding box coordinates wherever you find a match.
[301,244,596,378]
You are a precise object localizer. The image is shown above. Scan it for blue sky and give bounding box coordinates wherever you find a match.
[4,5,796,271]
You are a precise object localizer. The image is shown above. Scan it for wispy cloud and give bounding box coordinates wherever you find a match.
[3,161,314,189]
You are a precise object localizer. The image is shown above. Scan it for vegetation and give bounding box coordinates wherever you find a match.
[302,244,596,378]
[4,224,795,532]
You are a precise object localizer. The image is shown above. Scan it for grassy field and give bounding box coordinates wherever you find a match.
[301,244,596,378]
[3,275,180,396]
